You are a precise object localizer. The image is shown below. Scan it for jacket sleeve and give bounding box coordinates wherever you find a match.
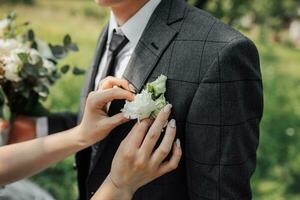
[185,37,263,199]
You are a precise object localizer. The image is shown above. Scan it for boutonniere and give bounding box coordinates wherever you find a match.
[122,75,168,122]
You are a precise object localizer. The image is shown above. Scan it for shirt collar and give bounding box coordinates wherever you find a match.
[107,0,161,46]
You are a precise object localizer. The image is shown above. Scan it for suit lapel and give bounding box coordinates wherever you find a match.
[122,0,186,92]
[78,25,108,122]
[122,19,177,93]
[86,25,108,96]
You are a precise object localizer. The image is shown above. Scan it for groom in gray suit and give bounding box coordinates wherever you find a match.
[12,0,263,199]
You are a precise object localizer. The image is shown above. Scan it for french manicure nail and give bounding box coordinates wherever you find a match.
[129,84,136,93]
[176,139,181,148]
[163,104,172,113]
[169,119,176,128]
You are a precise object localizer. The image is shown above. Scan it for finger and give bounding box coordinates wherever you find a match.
[140,104,172,156]
[155,139,182,178]
[125,119,153,149]
[101,113,130,131]
[99,76,135,93]
[88,88,134,110]
[150,119,176,164]
[100,87,135,103]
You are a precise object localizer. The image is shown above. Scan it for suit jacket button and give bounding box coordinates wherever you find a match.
[73,163,77,170]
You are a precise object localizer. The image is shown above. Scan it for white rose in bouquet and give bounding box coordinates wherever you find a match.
[0,39,28,57]
[43,58,56,72]
[0,39,30,82]
[36,39,54,59]
[2,53,22,82]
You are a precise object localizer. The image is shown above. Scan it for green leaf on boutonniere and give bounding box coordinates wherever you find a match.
[145,75,167,98]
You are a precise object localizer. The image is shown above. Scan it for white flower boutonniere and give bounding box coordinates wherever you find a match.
[122,75,168,122]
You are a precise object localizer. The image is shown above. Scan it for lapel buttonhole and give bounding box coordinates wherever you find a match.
[151,42,159,50]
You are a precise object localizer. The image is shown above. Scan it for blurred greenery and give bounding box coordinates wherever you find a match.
[1,0,300,199]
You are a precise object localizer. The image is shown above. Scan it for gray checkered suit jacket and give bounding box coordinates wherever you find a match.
[48,0,263,199]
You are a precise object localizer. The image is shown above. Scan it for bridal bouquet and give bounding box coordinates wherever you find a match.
[0,12,84,122]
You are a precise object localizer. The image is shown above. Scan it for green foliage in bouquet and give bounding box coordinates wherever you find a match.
[0,12,85,119]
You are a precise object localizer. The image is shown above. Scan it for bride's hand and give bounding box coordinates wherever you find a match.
[93,105,182,199]
[78,76,134,145]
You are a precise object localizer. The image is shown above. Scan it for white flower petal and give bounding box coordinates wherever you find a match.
[122,90,156,120]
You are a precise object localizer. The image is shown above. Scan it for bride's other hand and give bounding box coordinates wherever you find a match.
[78,77,134,145]
[93,105,182,200]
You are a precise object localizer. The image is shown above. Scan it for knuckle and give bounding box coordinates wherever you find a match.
[149,130,160,140]
[86,92,96,103]
[157,110,169,120]
[134,159,146,170]
[159,148,170,156]
[122,151,134,160]
[120,78,127,84]
[106,76,113,80]
[169,162,179,170]
[140,119,148,126]
[176,149,183,157]
[143,119,153,127]
[104,88,116,97]
[112,87,122,93]
[138,120,149,130]
[87,91,96,98]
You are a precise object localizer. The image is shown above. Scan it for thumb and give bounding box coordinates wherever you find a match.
[103,113,130,130]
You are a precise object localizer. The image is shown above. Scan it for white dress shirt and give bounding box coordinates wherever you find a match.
[36,0,162,137]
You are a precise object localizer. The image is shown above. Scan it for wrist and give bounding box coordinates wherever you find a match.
[74,125,91,148]
[105,174,133,200]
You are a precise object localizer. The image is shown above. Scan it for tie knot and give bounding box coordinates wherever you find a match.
[109,30,129,55]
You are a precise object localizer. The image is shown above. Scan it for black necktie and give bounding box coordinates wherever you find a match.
[106,30,129,116]
[104,30,129,77]
[90,30,129,171]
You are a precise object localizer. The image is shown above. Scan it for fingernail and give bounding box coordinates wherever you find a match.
[169,119,176,128]
[176,139,181,148]
[129,84,136,93]
[163,104,172,113]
